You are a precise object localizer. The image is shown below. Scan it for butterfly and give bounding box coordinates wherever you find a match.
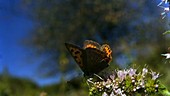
[65,40,112,76]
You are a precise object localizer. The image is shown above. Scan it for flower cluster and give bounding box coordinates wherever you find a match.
[87,68,165,96]
[157,0,170,19]
[162,53,170,59]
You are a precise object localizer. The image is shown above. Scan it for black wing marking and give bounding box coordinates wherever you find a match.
[65,43,84,68]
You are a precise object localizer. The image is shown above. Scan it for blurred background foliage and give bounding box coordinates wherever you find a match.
[1,0,170,95]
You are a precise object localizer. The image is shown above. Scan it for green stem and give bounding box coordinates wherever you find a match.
[161,89,170,96]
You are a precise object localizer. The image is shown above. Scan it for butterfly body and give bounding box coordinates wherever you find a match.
[65,40,112,76]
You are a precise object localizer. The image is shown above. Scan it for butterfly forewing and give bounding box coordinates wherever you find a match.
[65,43,86,71]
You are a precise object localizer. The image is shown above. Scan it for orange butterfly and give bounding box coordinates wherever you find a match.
[65,40,112,76]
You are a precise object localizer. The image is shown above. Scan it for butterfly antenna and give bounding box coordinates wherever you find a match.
[99,58,106,63]
[94,74,104,80]
[86,78,94,87]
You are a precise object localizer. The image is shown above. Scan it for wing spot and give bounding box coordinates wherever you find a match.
[77,61,81,65]
[70,48,74,52]
[74,56,78,59]
[75,51,80,54]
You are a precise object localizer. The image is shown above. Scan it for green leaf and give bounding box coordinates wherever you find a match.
[163,30,170,35]
[157,83,170,96]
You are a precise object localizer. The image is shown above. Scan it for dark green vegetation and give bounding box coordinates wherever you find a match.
[0,73,88,96]
[0,73,40,96]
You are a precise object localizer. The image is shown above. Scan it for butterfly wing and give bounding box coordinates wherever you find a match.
[100,44,112,63]
[65,43,87,73]
[65,41,112,76]
[83,40,101,49]
[85,48,109,75]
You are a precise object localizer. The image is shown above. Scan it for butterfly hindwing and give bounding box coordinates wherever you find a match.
[83,40,101,49]
[85,48,109,74]
[100,44,112,63]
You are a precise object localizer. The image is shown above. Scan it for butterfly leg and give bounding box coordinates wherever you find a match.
[93,74,104,80]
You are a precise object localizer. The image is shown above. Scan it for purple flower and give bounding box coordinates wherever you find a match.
[110,74,115,80]
[128,68,137,77]
[117,70,127,81]
[151,71,159,80]
[88,67,161,96]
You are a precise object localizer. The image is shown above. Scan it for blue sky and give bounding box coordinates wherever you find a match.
[0,0,60,86]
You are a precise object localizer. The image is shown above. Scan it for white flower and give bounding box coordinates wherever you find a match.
[140,79,145,88]
[106,83,111,88]
[163,0,168,4]
[157,0,170,19]
[164,7,170,11]
[158,0,168,6]
[136,86,140,89]
[132,79,135,82]
[122,94,127,96]
[155,84,159,88]
[161,53,170,59]
[133,88,136,91]
[110,92,115,96]
[115,88,123,95]
[142,68,148,76]
[102,92,108,96]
